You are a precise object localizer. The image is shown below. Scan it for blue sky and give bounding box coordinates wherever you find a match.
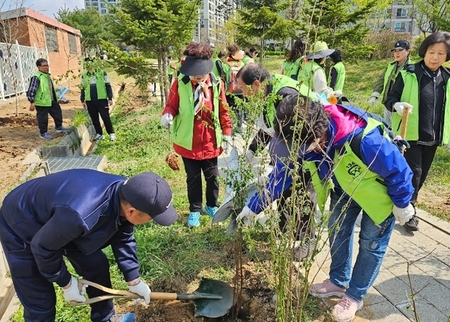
[3,0,85,19]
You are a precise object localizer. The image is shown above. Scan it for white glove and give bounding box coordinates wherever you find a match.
[393,102,413,116]
[128,279,151,304]
[334,89,343,97]
[236,206,257,227]
[222,135,232,153]
[160,113,173,129]
[244,150,254,163]
[392,204,415,225]
[62,276,86,303]
[368,91,380,106]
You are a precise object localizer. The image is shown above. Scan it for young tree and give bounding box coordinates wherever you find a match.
[299,0,377,59]
[237,0,291,62]
[55,8,112,55]
[413,0,449,34]
[108,0,201,106]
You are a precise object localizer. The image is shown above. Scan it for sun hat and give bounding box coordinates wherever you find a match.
[120,172,178,226]
[306,41,335,59]
[391,40,410,51]
[179,55,213,76]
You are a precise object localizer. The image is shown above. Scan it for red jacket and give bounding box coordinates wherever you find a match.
[162,75,232,160]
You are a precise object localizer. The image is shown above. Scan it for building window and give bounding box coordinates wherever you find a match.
[101,9,107,14]
[394,22,406,31]
[100,2,106,7]
[44,26,59,52]
[68,34,77,54]
[396,8,407,17]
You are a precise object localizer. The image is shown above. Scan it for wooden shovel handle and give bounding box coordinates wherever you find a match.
[400,105,411,139]
[149,292,178,300]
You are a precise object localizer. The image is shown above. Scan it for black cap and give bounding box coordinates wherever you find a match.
[120,172,178,226]
[391,40,410,51]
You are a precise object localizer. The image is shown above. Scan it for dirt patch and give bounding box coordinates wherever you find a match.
[0,90,79,197]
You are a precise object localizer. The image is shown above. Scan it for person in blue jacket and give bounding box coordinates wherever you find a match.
[0,169,178,322]
[237,94,414,322]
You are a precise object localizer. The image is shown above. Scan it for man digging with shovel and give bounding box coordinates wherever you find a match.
[0,169,178,322]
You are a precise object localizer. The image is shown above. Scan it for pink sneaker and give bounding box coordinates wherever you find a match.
[309,279,346,298]
[332,295,363,322]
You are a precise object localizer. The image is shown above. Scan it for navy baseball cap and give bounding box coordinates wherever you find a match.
[391,40,410,51]
[120,172,178,226]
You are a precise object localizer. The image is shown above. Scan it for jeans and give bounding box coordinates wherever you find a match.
[328,190,395,302]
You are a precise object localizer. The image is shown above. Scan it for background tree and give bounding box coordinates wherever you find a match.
[108,0,201,106]
[56,8,111,55]
[237,0,291,62]
[413,0,449,35]
[299,0,377,59]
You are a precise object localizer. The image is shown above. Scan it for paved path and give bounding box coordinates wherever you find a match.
[298,208,450,322]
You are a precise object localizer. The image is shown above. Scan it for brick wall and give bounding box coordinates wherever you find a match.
[7,16,82,80]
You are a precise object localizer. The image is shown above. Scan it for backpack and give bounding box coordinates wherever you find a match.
[225,60,244,93]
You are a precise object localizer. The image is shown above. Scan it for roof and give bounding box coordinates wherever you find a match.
[0,7,81,37]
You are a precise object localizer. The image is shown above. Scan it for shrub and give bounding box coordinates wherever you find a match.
[367,31,414,60]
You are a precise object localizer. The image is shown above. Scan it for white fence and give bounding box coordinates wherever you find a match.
[0,41,48,100]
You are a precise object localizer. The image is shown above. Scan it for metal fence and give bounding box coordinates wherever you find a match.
[0,41,48,100]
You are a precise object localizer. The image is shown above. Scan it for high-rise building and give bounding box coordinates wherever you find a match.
[195,0,240,45]
[85,0,120,15]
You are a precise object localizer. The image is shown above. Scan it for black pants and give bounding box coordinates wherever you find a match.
[36,101,63,134]
[0,210,115,322]
[86,99,114,135]
[403,143,439,204]
[182,157,219,212]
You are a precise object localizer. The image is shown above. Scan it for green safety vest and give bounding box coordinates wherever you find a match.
[34,71,56,107]
[82,71,108,101]
[172,73,222,150]
[391,69,450,144]
[282,56,304,80]
[266,74,317,127]
[328,62,345,91]
[305,118,394,224]
[298,60,322,89]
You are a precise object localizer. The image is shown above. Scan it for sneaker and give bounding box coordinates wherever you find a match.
[40,132,53,140]
[293,239,315,261]
[309,279,346,298]
[55,126,71,133]
[187,212,200,227]
[110,133,117,141]
[109,313,136,322]
[204,205,218,218]
[404,215,419,231]
[94,134,103,141]
[332,295,363,322]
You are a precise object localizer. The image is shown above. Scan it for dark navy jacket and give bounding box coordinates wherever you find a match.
[0,169,139,288]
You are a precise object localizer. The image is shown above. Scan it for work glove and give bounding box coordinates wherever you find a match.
[368,92,380,106]
[160,113,173,129]
[244,150,254,163]
[334,89,343,98]
[222,135,232,153]
[128,279,151,304]
[393,102,413,116]
[236,206,257,227]
[62,276,86,303]
[393,135,410,153]
[392,204,415,225]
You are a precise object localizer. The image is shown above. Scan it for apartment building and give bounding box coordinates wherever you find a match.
[85,0,120,16]
[388,0,420,35]
[196,0,239,45]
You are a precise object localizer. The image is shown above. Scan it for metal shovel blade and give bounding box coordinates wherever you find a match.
[193,278,234,318]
